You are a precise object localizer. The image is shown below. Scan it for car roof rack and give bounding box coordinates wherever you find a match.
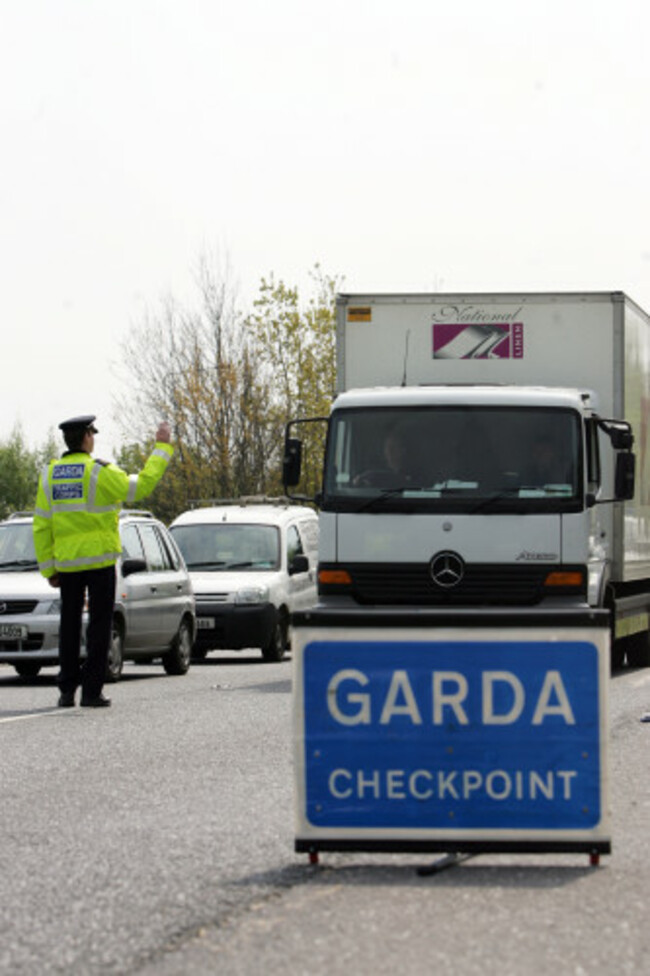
[187,496,294,510]
[119,510,155,519]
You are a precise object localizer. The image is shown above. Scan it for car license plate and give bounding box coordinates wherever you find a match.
[197,617,215,630]
[0,623,28,639]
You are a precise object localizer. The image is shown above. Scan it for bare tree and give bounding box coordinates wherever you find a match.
[117,261,276,517]
[116,259,341,518]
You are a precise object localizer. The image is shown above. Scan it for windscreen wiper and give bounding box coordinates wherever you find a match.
[185,561,226,569]
[357,486,421,512]
[469,490,523,513]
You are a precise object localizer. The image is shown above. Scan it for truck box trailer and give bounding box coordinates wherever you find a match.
[283,291,650,668]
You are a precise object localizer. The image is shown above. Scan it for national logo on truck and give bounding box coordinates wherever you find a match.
[432,322,524,359]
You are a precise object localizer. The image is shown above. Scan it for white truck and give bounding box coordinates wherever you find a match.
[283,291,650,669]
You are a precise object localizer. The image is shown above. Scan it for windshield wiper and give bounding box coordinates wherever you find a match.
[357,486,420,512]
[185,561,226,569]
[468,491,523,513]
[0,559,38,569]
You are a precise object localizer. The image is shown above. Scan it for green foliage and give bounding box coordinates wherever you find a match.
[247,265,340,496]
[0,427,40,519]
[36,429,59,467]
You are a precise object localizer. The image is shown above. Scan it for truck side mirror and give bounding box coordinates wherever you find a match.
[615,452,635,500]
[598,418,635,451]
[283,437,303,488]
[610,428,634,451]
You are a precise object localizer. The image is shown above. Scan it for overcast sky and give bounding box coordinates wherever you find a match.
[3,0,650,460]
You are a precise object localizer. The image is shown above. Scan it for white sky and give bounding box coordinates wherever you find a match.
[2,0,650,460]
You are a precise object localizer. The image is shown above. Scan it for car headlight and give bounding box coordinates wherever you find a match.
[234,585,269,605]
[46,599,62,615]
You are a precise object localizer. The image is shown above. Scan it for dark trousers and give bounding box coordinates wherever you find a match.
[58,566,116,698]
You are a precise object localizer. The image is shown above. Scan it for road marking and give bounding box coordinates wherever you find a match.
[0,710,77,724]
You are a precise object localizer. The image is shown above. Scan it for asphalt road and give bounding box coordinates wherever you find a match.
[2,655,650,975]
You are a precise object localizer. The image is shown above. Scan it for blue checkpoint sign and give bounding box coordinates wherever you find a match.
[302,639,602,832]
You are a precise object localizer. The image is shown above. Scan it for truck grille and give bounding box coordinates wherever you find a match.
[325,563,577,606]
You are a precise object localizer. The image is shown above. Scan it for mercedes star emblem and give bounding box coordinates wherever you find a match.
[430,551,465,588]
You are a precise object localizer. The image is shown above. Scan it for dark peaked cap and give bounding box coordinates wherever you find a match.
[58,415,99,433]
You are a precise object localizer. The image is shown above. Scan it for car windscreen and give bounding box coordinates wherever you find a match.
[0,523,38,569]
[170,523,280,571]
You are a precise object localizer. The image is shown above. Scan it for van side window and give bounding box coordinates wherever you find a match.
[287,524,304,566]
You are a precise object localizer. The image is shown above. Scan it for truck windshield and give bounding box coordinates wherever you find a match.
[322,406,582,513]
[170,524,280,571]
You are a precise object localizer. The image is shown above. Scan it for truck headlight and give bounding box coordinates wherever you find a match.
[234,585,269,605]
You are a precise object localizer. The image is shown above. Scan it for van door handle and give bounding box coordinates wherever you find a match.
[150,586,157,593]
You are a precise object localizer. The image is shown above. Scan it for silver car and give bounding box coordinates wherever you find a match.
[0,511,195,681]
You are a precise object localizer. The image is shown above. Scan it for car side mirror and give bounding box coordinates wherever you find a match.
[289,554,309,576]
[121,557,147,577]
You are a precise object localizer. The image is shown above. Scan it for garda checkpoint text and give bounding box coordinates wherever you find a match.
[301,640,602,830]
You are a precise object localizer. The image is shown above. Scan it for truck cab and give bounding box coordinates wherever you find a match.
[309,384,633,611]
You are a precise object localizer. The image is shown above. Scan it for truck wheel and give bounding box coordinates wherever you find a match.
[625,631,650,668]
[262,617,286,662]
[163,618,192,675]
[14,662,41,679]
[106,621,124,682]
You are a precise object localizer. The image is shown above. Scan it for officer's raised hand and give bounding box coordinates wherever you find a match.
[156,421,172,443]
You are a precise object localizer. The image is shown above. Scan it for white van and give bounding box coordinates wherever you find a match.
[169,499,318,661]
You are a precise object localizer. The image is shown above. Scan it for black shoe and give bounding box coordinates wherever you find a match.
[80,694,111,708]
[58,691,75,708]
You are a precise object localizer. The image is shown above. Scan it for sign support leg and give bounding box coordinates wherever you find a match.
[416,852,477,876]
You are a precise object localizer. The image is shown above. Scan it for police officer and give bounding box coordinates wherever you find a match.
[33,415,174,708]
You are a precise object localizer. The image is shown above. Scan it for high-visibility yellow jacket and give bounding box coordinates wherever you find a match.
[33,442,174,577]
